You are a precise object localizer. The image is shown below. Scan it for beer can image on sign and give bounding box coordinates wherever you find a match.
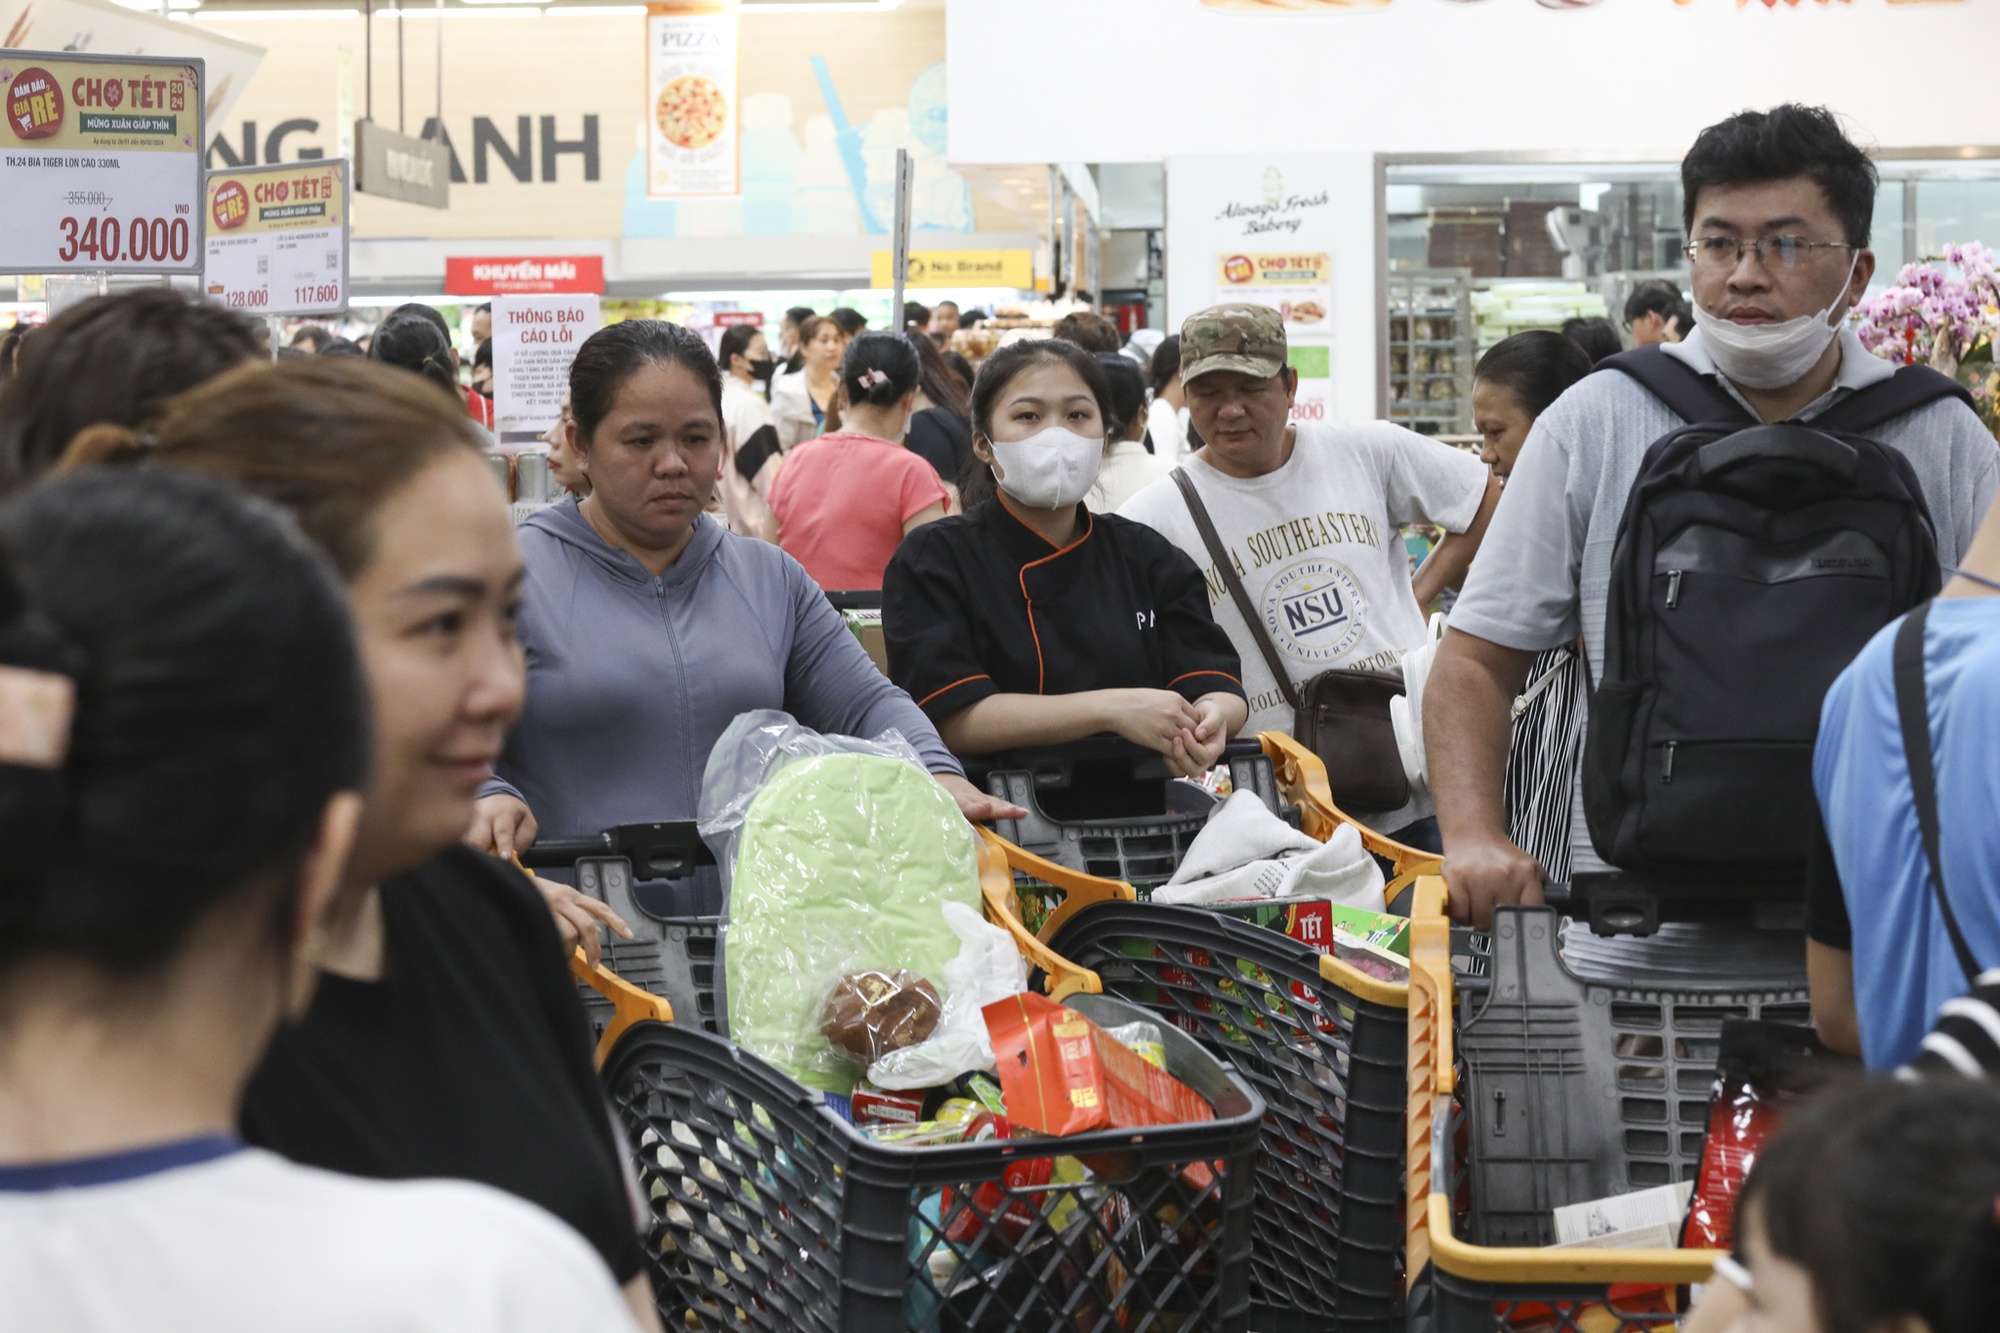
[645,1,739,198]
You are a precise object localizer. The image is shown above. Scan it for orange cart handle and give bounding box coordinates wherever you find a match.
[571,948,673,1069]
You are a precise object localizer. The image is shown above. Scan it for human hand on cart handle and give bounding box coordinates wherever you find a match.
[467,792,538,861]
[933,771,1027,826]
[1166,693,1240,779]
[528,874,634,969]
[1441,834,1545,928]
[1099,689,1205,770]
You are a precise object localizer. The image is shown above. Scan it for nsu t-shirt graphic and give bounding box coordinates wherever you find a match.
[1117,420,1487,739]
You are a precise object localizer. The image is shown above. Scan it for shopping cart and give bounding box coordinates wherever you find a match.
[991,733,1439,1331]
[1405,874,1773,1331]
[598,992,1266,1333]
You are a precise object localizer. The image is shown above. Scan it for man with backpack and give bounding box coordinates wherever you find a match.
[1427,104,1999,927]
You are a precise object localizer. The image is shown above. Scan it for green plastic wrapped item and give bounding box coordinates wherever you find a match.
[700,710,982,1094]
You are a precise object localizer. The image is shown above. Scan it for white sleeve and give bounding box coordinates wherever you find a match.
[1369,422,1488,532]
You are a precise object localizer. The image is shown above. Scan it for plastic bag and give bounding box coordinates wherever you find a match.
[1681,1019,1853,1250]
[700,710,982,1093]
[868,901,1028,1090]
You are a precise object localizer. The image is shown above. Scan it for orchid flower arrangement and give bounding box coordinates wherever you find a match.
[1854,242,2000,438]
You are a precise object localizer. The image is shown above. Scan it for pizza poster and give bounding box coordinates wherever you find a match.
[203,160,348,316]
[0,53,204,275]
[645,1,739,199]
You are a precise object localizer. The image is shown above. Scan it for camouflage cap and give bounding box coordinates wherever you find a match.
[1180,303,1288,385]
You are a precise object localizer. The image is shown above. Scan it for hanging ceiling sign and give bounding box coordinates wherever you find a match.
[0,52,205,276]
[203,158,348,315]
[645,0,739,199]
[354,118,450,209]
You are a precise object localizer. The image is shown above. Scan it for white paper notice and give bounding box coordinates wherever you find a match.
[493,295,602,444]
[1551,1181,1694,1251]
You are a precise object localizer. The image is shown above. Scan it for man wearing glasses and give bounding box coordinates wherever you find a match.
[1424,104,1999,926]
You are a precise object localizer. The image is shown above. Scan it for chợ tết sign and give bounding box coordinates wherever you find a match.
[203,159,349,316]
[0,52,205,275]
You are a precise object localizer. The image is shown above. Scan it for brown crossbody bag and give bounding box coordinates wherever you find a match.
[1172,468,1411,813]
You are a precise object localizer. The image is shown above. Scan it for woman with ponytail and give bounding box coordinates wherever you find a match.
[0,467,631,1329]
[768,331,949,592]
[58,358,660,1330]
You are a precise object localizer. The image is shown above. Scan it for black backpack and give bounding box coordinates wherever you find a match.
[1582,345,1968,877]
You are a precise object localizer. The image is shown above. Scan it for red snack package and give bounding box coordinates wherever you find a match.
[941,1113,1054,1247]
[1681,1020,1854,1251]
[982,993,1214,1137]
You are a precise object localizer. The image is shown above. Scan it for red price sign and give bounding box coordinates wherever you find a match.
[211,180,249,231]
[7,67,64,141]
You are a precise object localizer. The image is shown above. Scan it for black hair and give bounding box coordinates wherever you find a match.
[958,309,985,329]
[718,324,763,372]
[1623,279,1686,326]
[1095,353,1148,442]
[1682,104,1877,248]
[942,350,976,396]
[903,301,931,332]
[1473,331,1595,419]
[934,300,959,314]
[289,325,334,353]
[783,306,815,329]
[829,307,867,338]
[568,319,723,442]
[472,338,492,372]
[1559,316,1624,365]
[319,338,364,359]
[0,468,368,971]
[387,302,452,342]
[367,315,459,401]
[840,332,921,410]
[959,339,1113,508]
[0,289,260,496]
[906,330,970,423]
[1149,334,1183,393]
[1739,1077,2000,1333]
[473,302,491,315]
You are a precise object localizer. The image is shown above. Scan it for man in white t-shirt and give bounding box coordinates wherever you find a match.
[1119,303,1500,839]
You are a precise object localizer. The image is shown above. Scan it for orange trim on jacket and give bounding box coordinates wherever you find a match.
[918,673,992,709]
[1006,504,1095,694]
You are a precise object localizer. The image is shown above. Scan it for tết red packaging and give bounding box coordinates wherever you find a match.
[982,993,1214,1137]
[850,1081,927,1127]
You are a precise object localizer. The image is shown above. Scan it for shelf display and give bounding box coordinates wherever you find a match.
[1470,280,1609,350]
[1387,269,1475,435]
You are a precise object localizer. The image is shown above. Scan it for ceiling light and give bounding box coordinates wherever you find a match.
[194,8,362,18]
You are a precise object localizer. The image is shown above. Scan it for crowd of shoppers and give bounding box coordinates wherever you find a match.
[7,99,2000,1332]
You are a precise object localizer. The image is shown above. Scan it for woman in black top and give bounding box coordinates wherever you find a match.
[902,329,975,501]
[62,359,658,1330]
[883,339,1247,778]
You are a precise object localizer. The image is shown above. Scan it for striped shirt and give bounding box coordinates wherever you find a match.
[1904,970,2000,1080]
[1504,646,1586,885]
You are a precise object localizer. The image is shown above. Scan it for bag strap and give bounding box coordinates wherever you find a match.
[1809,363,1974,437]
[1599,345,1756,426]
[1893,602,1981,983]
[1511,648,1575,721]
[1172,467,1303,713]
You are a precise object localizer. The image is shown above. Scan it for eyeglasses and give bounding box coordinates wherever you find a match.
[1683,236,1857,270]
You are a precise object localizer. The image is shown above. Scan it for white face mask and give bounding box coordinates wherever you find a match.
[1691,251,1861,391]
[987,426,1104,509]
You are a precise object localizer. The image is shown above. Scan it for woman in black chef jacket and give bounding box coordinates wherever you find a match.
[882,339,1247,778]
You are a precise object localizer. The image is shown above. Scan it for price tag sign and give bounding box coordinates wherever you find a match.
[0,52,205,275]
[203,159,349,316]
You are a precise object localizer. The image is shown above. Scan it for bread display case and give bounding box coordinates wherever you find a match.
[1387,269,1475,435]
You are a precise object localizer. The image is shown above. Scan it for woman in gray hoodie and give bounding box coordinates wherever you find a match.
[470,320,1016,911]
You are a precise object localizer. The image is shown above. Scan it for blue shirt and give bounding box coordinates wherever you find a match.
[1813,597,2000,1069]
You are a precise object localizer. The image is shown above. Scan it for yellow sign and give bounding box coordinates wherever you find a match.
[206,161,347,237]
[1217,251,1330,286]
[872,248,1035,290]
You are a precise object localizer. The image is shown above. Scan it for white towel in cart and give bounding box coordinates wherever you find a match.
[1151,789,1385,907]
